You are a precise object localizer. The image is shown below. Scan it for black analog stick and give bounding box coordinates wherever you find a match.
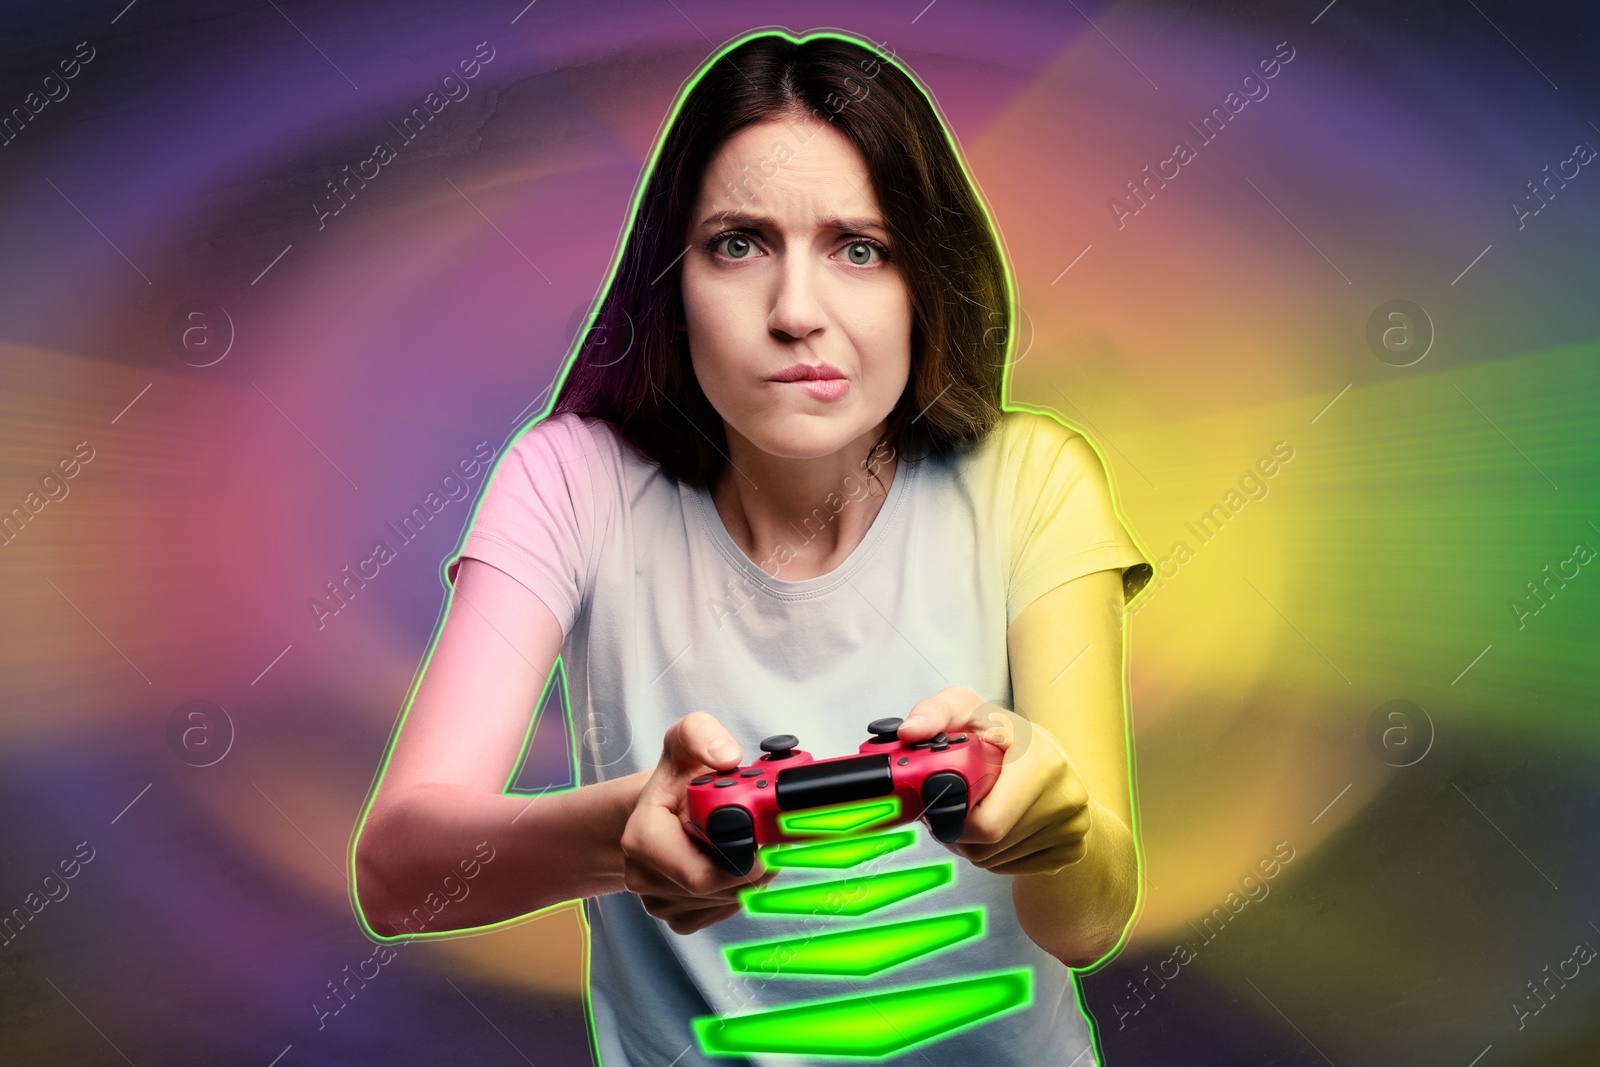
[759,734,799,760]
[867,717,904,744]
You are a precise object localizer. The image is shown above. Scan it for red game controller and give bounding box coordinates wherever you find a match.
[685,718,1003,876]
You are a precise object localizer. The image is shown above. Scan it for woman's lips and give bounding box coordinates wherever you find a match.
[768,361,846,382]
[777,378,849,401]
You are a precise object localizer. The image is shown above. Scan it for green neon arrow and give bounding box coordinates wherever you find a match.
[692,968,1032,1057]
[759,829,916,870]
[739,863,952,918]
[777,797,901,836]
[723,908,984,977]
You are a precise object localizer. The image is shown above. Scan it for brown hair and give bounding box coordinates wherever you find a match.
[548,30,1013,489]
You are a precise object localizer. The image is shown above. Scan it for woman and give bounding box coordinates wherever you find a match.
[354,29,1152,1066]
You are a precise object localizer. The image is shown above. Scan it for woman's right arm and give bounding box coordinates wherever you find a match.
[354,556,648,936]
[357,553,776,937]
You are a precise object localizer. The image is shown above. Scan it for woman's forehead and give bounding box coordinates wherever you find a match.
[694,123,882,225]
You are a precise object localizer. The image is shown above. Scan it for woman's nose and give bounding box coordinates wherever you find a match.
[767,256,827,340]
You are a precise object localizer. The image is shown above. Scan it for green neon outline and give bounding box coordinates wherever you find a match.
[691,967,1033,1058]
[739,862,954,918]
[722,906,985,978]
[342,26,1157,1067]
[776,796,901,836]
[503,658,572,796]
[758,828,917,869]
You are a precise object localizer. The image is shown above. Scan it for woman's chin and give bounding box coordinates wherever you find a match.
[740,419,862,461]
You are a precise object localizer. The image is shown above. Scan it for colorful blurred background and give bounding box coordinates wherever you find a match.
[2,0,1597,1063]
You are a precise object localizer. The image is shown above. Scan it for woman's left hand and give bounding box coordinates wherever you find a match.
[898,685,1092,878]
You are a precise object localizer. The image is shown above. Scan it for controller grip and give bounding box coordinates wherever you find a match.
[699,806,756,876]
[920,771,971,843]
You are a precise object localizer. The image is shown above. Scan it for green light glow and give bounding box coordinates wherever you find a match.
[758,829,916,869]
[777,797,901,836]
[739,863,953,918]
[723,908,985,977]
[692,968,1032,1057]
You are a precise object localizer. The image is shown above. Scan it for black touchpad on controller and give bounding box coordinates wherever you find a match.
[775,754,893,811]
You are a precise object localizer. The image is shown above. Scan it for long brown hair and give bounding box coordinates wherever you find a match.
[548,30,1013,489]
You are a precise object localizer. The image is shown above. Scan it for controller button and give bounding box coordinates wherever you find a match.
[740,767,762,777]
[931,731,947,744]
[691,775,715,786]
[714,777,738,788]
[950,734,968,743]
[705,807,757,876]
[867,717,904,743]
[760,734,800,760]
[907,740,932,750]
[930,741,949,751]
[922,772,970,843]
[897,757,909,766]
[756,780,768,788]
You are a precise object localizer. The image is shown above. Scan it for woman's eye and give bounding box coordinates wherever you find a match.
[843,240,885,266]
[715,234,756,259]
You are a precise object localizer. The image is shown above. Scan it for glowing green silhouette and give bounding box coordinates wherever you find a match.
[758,828,916,869]
[692,968,1032,1057]
[739,862,953,918]
[777,796,902,837]
[724,907,984,977]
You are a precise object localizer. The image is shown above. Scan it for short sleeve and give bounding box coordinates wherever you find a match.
[444,413,601,637]
[1007,412,1152,627]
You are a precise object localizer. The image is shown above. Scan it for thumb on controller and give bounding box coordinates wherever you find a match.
[660,710,742,781]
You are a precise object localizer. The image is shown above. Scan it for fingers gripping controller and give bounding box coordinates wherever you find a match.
[686,722,1001,875]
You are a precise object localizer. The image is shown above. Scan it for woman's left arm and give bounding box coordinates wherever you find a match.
[897,568,1140,968]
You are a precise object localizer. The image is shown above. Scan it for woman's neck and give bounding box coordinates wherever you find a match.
[710,429,898,579]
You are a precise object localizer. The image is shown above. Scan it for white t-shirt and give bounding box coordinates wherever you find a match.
[445,408,1151,1067]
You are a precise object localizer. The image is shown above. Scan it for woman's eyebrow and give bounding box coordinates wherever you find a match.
[700,209,774,230]
[697,210,887,234]
[825,215,889,235]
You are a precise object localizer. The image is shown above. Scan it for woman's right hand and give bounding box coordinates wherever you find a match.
[620,711,778,934]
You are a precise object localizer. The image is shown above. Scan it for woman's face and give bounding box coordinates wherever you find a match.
[680,116,913,463]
